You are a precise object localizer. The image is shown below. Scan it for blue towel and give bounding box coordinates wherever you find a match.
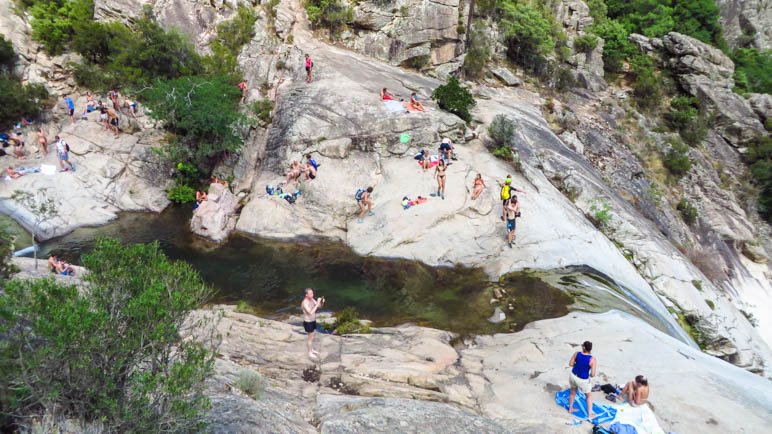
[609,422,638,434]
[555,389,617,425]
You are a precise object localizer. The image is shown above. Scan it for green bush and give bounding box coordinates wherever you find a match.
[404,54,430,70]
[732,48,771,95]
[26,0,94,55]
[745,136,772,221]
[488,114,517,150]
[462,23,490,79]
[500,1,555,70]
[677,198,698,225]
[589,198,614,230]
[585,0,608,22]
[573,34,598,53]
[663,141,692,177]
[250,99,273,124]
[305,0,353,35]
[0,38,49,129]
[590,19,634,73]
[606,0,722,46]
[492,146,513,160]
[235,370,265,400]
[431,77,476,122]
[0,36,15,71]
[666,96,706,145]
[140,75,245,170]
[334,307,371,335]
[0,238,214,432]
[205,5,257,78]
[629,55,661,111]
[167,183,197,203]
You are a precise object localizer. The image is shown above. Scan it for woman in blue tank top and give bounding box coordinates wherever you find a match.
[568,341,597,419]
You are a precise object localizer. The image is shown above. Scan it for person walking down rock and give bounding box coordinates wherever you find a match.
[355,186,374,223]
[504,196,520,248]
[63,95,75,124]
[499,175,525,221]
[434,159,447,200]
[305,53,314,83]
[567,341,596,420]
[55,136,74,172]
[301,288,325,359]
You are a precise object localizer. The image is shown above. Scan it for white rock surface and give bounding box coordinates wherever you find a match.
[190,183,239,242]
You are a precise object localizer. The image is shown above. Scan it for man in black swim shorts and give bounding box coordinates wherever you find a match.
[301,288,325,359]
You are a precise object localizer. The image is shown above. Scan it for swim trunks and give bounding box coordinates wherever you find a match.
[303,321,317,333]
[507,218,516,232]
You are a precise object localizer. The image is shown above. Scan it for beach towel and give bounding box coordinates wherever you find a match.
[555,389,617,425]
[399,133,411,143]
[610,404,664,434]
[383,100,404,113]
[41,164,56,175]
[16,166,41,175]
[416,159,439,168]
[404,102,423,112]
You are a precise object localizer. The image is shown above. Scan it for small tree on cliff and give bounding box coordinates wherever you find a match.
[10,190,58,270]
[432,77,476,122]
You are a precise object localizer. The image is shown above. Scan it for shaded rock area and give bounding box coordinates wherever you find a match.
[189,306,772,433]
[190,183,240,242]
[717,0,772,49]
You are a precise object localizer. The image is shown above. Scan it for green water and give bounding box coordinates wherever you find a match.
[35,206,572,335]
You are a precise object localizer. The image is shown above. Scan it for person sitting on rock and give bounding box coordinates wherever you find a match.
[381,88,397,101]
[5,166,23,179]
[415,149,430,171]
[48,255,59,273]
[439,137,455,163]
[210,176,229,187]
[10,133,25,159]
[196,190,208,203]
[620,375,649,406]
[471,173,486,200]
[285,160,303,185]
[56,259,76,276]
[81,92,96,119]
[303,160,317,180]
[410,92,425,112]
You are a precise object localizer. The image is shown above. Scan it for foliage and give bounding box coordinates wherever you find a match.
[605,0,723,46]
[573,34,598,53]
[431,77,476,122]
[665,96,706,145]
[676,198,698,225]
[492,146,514,160]
[305,0,353,35]
[585,0,608,22]
[140,76,245,170]
[250,99,273,124]
[500,1,555,70]
[25,0,94,55]
[0,36,15,72]
[462,23,490,79]
[663,141,692,177]
[204,5,257,78]
[0,224,18,282]
[488,114,517,150]
[589,19,634,73]
[732,48,772,95]
[589,198,614,230]
[744,136,772,221]
[333,307,371,335]
[167,183,197,204]
[0,76,49,130]
[0,238,215,432]
[235,370,264,400]
[404,55,430,70]
[629,55,661,111]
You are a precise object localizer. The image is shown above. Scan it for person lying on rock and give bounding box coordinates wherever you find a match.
[5,166,23,179]
[619,375,649,406]
[410,92,425,112]
[285,160,303,185]
[471,173,486,200]
[568,341,596,420]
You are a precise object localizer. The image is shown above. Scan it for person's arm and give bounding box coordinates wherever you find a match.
[482,180,487,188]
[513,201,520,212]
[569,351,577,367]
[590,357,597,378]
[515,187,526,194]
[302,299,320,316]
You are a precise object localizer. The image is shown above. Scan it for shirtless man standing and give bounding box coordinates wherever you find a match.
[301,288,325,359]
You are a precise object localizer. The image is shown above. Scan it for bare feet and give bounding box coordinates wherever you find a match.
[568,407,578,413]
[308,352,317,359]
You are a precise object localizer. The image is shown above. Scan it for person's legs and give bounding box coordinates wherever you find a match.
[440,177,446,198]
[358,201,366,220]
[307,330,315,357]
[568,385,578,413]
[586,391,593,420]
[366,199,373,215]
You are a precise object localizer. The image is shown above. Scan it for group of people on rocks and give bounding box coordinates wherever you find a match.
[567,341,651,422]
[380,87,425,112]
[47,254,76,276]
[69,91,132,136]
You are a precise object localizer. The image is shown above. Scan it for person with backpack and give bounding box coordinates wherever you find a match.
[305,53,314,83]
[499,175,525,221]
[55,135,74,172]
[568,341,597,420]
[504,196,520,248]
[355,186,374,223]
[304,154,319,180]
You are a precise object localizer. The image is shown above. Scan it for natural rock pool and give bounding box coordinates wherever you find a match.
[22,206,678,336]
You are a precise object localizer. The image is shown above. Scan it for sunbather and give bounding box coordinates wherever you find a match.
[285,160,303,185]
[471,173,486,200]
[410,92,425,112]
[381,88,397,101]
[619,375,649,406]
[6,166,23,179]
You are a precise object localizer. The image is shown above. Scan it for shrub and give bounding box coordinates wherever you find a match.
[732,48,772,95]
[305,0,353,35]
[0,38,49,129]
[500,1,555,70]
[606,0,722,46]
[462,23,490,79]
[663,141,692,177]
[590,19,634,73]
[554,66,577,90]
[0,238,215,432]
[235,370,265,400]
[677,198,698,225]
[205,5,257,78]
[585,0,608,22]
[431,77,476,122]
[630,55,661,111]
[744,136,772,221]
[167,183,197,203]
[140,76,245,170]
[666,96,706,145]
[589,198,614,230]
[488,114,517,149]
[333,307,371,335]
[26,0,94,55]
[404,54,430,70]
[573,34,598,53]
[251,99,273,124]
[492,146,513,160]
[705,299,715,310]
[0,35,15,71]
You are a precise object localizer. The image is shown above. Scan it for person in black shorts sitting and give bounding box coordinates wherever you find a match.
[301,288,325,359]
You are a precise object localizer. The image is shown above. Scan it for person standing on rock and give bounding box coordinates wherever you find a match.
[504,196,520,248]
[567,341,596,420]
[434,159,447,200]
[37,128,48,155]
[64,95,75,124]
[302,288,325,359]
[499,176,525,221]
[305,53,313,83]
[55,136,73,172]
[356,186,374,223]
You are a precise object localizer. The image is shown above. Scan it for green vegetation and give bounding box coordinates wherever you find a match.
[488,114,517,159]
[0,238,214,432]
[663,141,692,177]
[333,307,371,335]
[141,76,245,171]
[0,36,48,130]
[605,0,723,46]
[573,34,598,53]
[235,370,265,400]
[404,54,430,71]
[167,183,197,204]
[589,19,634,73]
[462,23,490,79]
[589,198,614,230]
[304,0,353,35]
[665,96,706,145]
[23,0,94,55]
[629,55,661,111]
[740,309,759,327]
[0,225,19,281]
[731,48,772,95]
[431,77,475,122]
[744,136,772,221]
[705,299,715,310]
[205,5,257,79]
[677,198,698,225]
[692,279,703,291]
[251,99,273,124]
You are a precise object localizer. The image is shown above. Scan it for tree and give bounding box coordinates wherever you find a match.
[431,77,476,122]
[0,238,217,432]
[10,191,58,271]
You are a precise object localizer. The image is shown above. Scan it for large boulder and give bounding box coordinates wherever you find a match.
[190,183,240,242]
[717,0,772,49]
[661,32,765,146]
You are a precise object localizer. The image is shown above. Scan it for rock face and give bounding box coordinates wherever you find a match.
[189,307,772,433]
[660,32,765,146]
[0,100,169,240]
[553,0,606,91]
[190,183,240,242]
[343,0,467,68]
[717,0,772,49]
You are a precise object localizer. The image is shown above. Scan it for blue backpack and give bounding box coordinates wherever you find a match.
[266,184,275,195]
[355,188,365,201]
[308,158,319,170]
